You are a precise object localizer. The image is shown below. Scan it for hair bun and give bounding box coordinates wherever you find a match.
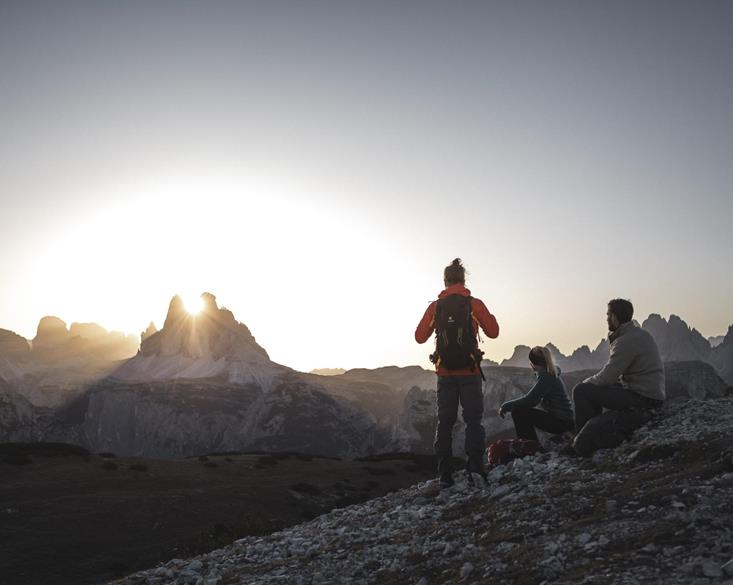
[452,258,463,267]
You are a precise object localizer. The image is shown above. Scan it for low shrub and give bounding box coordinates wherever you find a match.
[290,482,322,495]
[363,466,397,476]
[257,455,278,466]
[3,453,32,465]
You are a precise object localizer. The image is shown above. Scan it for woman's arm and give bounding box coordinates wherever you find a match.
[500,374,551,414]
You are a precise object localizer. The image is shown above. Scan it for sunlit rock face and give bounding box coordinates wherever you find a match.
[115,293,270,384]
[29,316,138,362]
[0,328,30,358]
[0,318,138,407]
[145,292,267,360]
[140,322,157,343]
[310,368,347,376]
[32,316,70,353]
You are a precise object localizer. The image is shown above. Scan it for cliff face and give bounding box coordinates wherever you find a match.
[712,326,733,386]
[0,378,36,441]
[68,375,379,459]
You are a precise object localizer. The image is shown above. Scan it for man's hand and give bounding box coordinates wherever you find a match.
[498,406,506,419]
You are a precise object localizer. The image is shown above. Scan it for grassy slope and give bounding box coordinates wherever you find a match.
[0,444,438,585]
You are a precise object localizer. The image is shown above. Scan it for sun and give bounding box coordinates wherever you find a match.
[182,294,204,316]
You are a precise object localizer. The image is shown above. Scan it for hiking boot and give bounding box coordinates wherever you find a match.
[439,472,455,487]
[465,469,488,487]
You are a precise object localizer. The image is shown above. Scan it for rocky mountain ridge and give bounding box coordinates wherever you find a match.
[1,296,732,459]
[500,313,733,386]
[0,317,139,407]
[110,394,733,585]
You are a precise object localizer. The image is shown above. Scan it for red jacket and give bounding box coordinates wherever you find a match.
[415,284,499,376]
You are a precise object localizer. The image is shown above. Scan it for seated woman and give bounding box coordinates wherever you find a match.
[499,346,574,442]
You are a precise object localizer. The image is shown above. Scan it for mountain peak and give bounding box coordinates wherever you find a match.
[641,313,711,362]
[141,322,158,342]
[139,292,268,362]
[35,315,68,335]
[0,328,30,357]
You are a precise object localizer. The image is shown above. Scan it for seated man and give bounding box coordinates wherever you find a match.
[572,299,665,456]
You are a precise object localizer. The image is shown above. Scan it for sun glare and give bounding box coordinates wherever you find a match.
[182,294,204,315]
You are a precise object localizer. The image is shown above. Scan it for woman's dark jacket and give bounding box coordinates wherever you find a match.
[501,368,574,421]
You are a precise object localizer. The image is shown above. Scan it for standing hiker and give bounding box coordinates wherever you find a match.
[498,346,574,442]
[571,299,665,456]
[415,258,499,487]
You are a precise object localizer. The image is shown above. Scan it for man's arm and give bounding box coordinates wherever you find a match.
[415,302,436,344]
[472,299,499,339]
[584,337,634,386]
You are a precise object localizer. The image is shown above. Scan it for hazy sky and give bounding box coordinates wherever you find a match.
[1,1,732,372]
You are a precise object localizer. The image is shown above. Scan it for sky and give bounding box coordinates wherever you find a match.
[1,1,732,372]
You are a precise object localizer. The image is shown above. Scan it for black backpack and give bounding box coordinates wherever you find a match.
[430,294,484,373]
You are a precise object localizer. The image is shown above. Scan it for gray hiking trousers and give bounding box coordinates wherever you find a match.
[434,375,485,473]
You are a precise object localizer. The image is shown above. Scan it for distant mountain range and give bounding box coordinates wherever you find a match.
[0,294,731,458]
[0,317,139,407]
[500,314,733,386]
[309,368,347,376]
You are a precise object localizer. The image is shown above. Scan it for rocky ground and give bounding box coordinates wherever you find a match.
[112,396,733,585]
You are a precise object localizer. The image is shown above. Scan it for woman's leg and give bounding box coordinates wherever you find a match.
[531,410,574,435]
[510,407,540,441]
[511,407,573,441]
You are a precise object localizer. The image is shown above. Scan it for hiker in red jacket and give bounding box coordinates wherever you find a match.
[415,258,500,487]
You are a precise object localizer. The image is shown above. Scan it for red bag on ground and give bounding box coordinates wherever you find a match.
[486,438,543,466]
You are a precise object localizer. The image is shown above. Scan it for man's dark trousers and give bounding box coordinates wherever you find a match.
[435,375,485,473]
[572,382,662,456]
[573,382,661,431]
